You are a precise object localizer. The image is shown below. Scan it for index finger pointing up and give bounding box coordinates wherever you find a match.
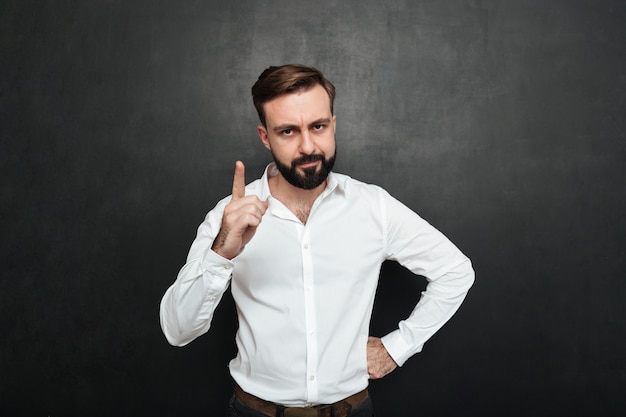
[231,160,246,201]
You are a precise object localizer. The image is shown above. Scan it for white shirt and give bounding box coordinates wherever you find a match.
[160,163,474,406]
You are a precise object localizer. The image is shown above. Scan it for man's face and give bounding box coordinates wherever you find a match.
[257,84,337,190]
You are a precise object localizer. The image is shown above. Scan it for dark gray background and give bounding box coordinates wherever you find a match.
[2,0,625,416]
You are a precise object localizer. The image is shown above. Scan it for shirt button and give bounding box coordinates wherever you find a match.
[303,244,309,249]
[309,376,315,381]
[224,265,231,270]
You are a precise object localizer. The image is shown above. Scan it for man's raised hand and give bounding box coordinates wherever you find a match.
[231,160,247,201]
[211,161,268,260]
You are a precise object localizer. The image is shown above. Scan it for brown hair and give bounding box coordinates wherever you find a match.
[251,64,336,126]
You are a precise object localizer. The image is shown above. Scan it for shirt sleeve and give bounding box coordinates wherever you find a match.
[159,198,234,346]
[378,190,475,366]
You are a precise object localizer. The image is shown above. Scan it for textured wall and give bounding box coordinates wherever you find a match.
[2,1,625,415]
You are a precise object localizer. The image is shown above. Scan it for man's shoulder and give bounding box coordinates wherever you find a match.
[331,172,389,198]
[332,171,383,188]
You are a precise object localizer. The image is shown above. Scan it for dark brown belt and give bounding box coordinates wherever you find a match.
[234,383,368,417]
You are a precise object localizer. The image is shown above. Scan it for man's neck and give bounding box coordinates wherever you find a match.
[268,174,327,223]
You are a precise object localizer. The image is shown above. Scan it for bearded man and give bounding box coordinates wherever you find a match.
[160,64,475,417]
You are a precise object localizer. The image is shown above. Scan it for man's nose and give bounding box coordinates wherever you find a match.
[299,130,316,154]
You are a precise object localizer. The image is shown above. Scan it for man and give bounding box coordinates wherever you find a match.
[160,64,474,417]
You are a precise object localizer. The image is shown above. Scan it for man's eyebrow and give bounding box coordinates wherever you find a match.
[272,118,331,133]
[272,124,299,133]
[309,118,332,126]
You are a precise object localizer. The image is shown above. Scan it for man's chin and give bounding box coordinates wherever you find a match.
[290,171,327,190]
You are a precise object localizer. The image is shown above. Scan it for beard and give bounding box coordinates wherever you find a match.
[272,151,336,190]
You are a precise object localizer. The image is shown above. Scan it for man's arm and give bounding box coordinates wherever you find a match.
[159,161,267,346]
[159,243,233,346]
[377,190,475,367]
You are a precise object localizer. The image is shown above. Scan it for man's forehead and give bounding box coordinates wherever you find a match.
[263,85,332,125]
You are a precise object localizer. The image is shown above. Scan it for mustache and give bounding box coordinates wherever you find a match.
[292,154,325,166]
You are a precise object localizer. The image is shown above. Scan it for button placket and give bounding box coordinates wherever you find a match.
[301,227,318,402]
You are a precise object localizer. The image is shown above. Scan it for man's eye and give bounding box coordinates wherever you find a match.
[313,124,325,131]
[282,129,293,136]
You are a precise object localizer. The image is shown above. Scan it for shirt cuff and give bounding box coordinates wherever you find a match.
[381,330,423,367]
[200,249,234,293]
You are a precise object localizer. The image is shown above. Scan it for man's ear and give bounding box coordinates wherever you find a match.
[257,125,271,150]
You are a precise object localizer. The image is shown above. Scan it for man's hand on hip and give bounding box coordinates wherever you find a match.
[367,336,398,379]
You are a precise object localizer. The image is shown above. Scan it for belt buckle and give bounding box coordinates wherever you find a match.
[283,407,319,417]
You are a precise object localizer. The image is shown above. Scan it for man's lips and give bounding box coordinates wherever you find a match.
[298,160,320,169]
